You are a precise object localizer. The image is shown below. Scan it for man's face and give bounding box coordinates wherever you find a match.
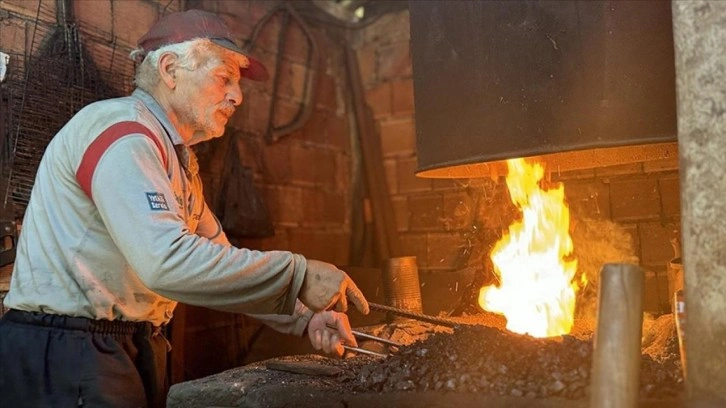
[172,51,244,145]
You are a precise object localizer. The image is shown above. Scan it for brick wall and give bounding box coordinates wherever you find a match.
[352,9,682,316]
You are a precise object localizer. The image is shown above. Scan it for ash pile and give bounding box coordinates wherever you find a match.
[352,317,683,400]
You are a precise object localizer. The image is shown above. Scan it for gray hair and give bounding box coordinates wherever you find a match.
[129,38,219,92]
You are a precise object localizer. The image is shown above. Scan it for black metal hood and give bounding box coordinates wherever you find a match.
[409,1,677,178]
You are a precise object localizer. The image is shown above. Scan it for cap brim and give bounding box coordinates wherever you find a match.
[211,38,270,82]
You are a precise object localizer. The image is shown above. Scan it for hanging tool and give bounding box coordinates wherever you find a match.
[242,2,320,144]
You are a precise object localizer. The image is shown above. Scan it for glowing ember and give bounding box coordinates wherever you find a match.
[478,158,583,338]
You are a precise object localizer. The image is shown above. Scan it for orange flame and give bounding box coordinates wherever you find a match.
[478,158,582,337]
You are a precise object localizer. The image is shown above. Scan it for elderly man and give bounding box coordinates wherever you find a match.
[0,9,367,408]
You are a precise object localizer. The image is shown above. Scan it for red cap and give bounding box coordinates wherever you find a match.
[137,9,269,81]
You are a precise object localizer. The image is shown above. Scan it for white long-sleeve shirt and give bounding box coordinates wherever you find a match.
[5,89,310,331]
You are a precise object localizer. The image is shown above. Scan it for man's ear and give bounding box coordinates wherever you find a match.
[158,52,179,89]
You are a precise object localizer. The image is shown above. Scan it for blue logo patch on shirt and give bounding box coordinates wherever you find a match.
[146,192,169,211]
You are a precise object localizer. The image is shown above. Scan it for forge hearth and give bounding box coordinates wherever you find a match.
[167,317,683,408]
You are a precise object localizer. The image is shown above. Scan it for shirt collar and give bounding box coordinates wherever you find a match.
[132,89,185,146]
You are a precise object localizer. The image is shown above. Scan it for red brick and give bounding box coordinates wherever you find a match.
[0,17,27,55]
[300,110,329,145]
[75,0,112,42]
[563,179,611,219]
[325,114,350,151]
[384,159,397,195]
[335,154,350,191]
[216,0,250,21]
[639,222,680,265]
[363,10,410,44]
[642,266,669,314]
[355,44,377,85]
[379,118,415,157]
[364,82,392,118]
[392,78,414,115]
[237,227,290,252]
[263,185,303,226]
[397,157,432,193]
[315,73,337,111]
[399,233,428,262]
[392,196,409,232]
[112,1,158,48]
[288,229,349,265]
[236,88,270,134]
[261,142,291,183]
[610,178,660,221]
[276,60,307,101]
[426,232,465,271]
[288,144,316,185]
[594,163,643,178]
[550,168,595,181]
[623,223,641,263]
[475,183,519,230]
[271,99,300,131]
[377,40,411,80]
[281,20,310,65]
[246,8,281,54]
[644,157,680,173]
[408,193,443,231]
[442,191,475,231]
[313,149,339,189]
[432,178,459,191]
[659,176,681,217]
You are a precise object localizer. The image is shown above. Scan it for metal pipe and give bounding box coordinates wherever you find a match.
[590,263,644,408]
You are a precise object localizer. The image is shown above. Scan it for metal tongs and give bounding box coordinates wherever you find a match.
[327,324,402,358]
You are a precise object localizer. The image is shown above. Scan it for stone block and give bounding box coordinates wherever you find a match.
[379,117,415,157]
[408,193,443,231]
[610,178,660,221]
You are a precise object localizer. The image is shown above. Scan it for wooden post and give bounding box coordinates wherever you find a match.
[590,263,644,408]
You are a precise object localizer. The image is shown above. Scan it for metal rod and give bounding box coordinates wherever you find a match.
[351,330,402,347]
[367,302,463,329]
[342,345,388,358]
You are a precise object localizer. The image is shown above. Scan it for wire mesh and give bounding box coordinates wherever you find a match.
[2,4,134,218]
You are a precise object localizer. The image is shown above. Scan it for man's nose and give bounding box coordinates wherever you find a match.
[228,82,243,106]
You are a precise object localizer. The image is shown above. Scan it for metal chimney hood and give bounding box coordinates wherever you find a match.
[409,1,678,178]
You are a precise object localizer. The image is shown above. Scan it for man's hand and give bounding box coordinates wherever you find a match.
[299,260,370,314]
[307,311,356,357]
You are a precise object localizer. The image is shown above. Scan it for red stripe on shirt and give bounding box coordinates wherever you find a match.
[76,121,167,201]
